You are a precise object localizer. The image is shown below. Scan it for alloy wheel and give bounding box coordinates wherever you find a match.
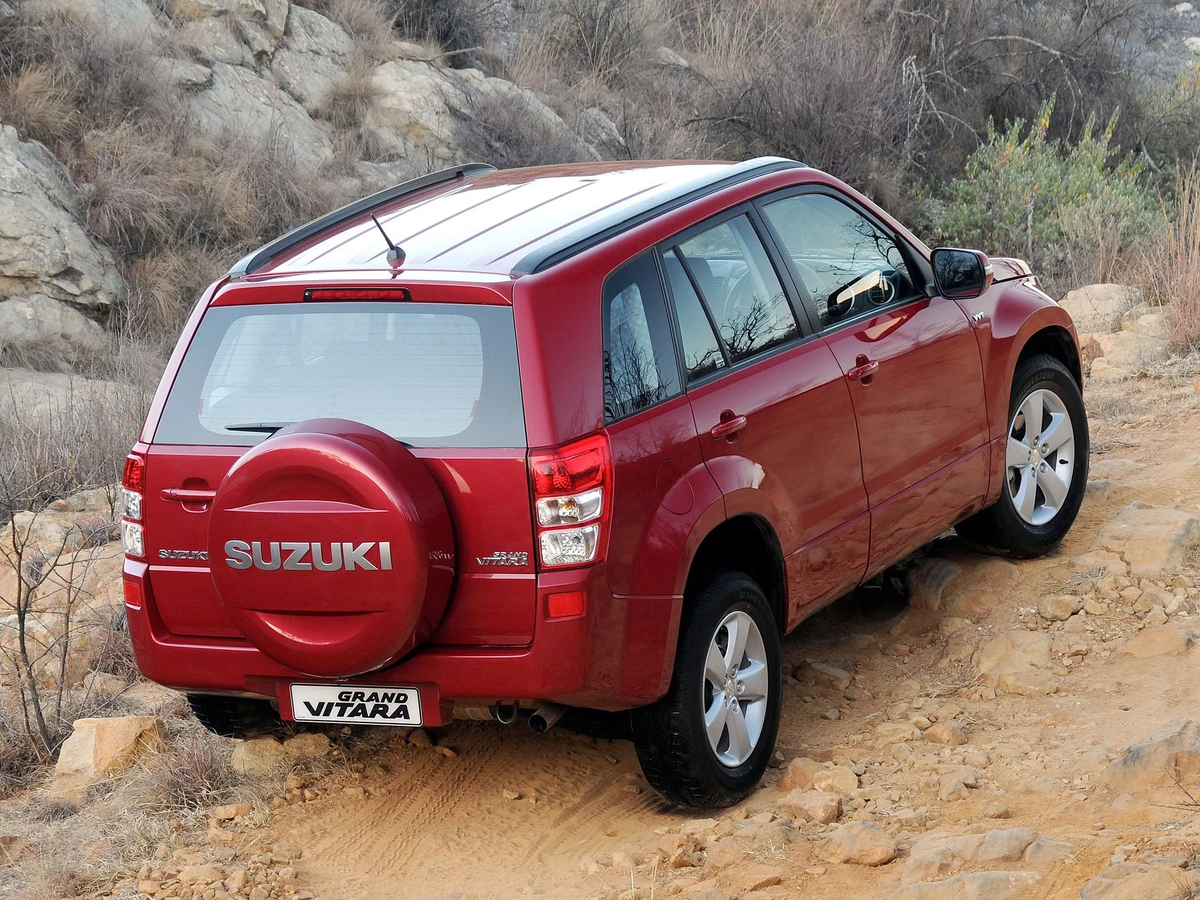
[702,610,770,768]
[1005,388,1076,526]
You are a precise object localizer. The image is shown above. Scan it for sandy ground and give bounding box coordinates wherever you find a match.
[246,371,1200,900]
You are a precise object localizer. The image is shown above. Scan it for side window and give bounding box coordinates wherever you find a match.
[676,215,798,363]
[662,249,725,381]
[760,193,920,330]
[603,252,682,422]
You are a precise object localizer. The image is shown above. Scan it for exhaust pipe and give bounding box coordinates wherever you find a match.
[528,704,565,734]
[452,703,520,724]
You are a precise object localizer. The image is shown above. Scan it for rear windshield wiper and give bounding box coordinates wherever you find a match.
[224,422,292,434]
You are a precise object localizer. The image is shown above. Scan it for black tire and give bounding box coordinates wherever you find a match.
[957,353,1089,558]
[631,571,782,807]
[187,694,280,738]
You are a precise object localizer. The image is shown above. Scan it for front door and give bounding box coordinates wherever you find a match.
[757,190,990,574]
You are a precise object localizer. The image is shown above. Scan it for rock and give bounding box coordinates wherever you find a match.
[717,864,783,892]
[982,801,1011,818]
[937,776,969,801]
[0,126,125,357]
[974,631,1053,694]
[271,6,356,115]
[282,732,331,758]
[1060,284,1140,333]
[1104,719,1200,793]
[873,721,921,743]
[680,817,719,836]
[819,821,896,866]
[1038,594,1083,621]
[1188,36,1200,55]
[778,757,822,792]
[1116,626,1192,658]
[174,17,254,66]
[909,558,962,611]
[148,55,213,89]
[924,723,967,746]
[888,871,1041,900]
[211,802,253,820]
[1144,606,1169,626]
[778,789,841,824]
[50,716,165,798]
[24,0,164,35]
[1120,304,1169,339]
[978,828,1038,863]
[801,660,853,689]
[577,107,628,159]
[812,766,859,798]
[1080,866,1200,900]
[230,732,330,775]
[1090,505,1200,578]
[184,63,332,176]
[82,671,128,697]
[179,864,224,884]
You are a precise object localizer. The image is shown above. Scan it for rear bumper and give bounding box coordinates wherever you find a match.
[123,560,681,726]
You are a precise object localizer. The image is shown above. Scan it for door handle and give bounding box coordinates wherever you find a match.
[710,410,748,441]
[161,488,217,503]
[847,355,880,383]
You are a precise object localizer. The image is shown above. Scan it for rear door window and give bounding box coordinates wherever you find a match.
[675,215,798,363]
[661,248,726,381]
[156,302,525,447]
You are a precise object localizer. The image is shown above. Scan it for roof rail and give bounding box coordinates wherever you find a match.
[510,157,805,276]
[228,163,497,278]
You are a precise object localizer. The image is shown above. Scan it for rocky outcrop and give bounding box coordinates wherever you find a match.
[270,5,357,115]
[0,127,124,359]
[1087,503,1200,577]
[1104,719,1200,793]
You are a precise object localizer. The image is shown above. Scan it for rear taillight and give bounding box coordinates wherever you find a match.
[121,453,145,559]
[529,434,611,568]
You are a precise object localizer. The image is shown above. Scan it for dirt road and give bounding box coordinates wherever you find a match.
[236,372,1200,900]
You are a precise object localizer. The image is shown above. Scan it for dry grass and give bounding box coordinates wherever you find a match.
[320,56,384,132]
[1146,164,1200,350]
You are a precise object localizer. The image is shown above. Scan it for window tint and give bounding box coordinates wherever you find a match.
[156,302,525,448]
[662,249,725,381]
[603,253,682,421]
[760,193,920,330]
[677,215,797,363]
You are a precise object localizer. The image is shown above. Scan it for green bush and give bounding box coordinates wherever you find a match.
[926,98,1161,296]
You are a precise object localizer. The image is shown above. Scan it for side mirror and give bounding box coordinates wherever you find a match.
[931,248,993,300]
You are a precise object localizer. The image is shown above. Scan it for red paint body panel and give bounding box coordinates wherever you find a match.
[126,159,1084,716]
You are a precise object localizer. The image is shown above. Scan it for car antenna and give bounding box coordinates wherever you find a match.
[370,214,405,268]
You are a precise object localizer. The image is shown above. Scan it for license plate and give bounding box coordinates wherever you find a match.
[289,684,422,726]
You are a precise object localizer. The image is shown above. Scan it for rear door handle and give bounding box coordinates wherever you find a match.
[711,410,748,440]
[847,355,880,383]
[161,488,217,503]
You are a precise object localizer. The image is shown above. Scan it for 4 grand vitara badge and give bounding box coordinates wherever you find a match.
[224,540,393,571]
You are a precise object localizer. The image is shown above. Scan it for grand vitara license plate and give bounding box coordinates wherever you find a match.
[289,684,422,726]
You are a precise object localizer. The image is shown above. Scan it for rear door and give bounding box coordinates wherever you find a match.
[757,189,990,573]
[661,210,870,625]
[146,299,538,648]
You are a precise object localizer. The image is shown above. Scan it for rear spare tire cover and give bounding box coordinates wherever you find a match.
[208,419,454,678]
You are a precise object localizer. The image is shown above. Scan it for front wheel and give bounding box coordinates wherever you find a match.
[957,353,1089,557]
[632,571,782,807]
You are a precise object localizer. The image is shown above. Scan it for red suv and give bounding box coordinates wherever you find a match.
[122,159,1088,806]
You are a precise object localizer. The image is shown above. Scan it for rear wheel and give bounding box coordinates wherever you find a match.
[188,694,280,738]
[632,571,781,807]
[957,353,1089,557]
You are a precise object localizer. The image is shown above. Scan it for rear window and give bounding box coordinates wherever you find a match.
[155,302,525,448]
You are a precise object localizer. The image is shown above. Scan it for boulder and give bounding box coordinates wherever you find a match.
[888,871,1041,900]
[50,716,165,798]
[173,17,254,66]
[0,127,124,357]
[271,6,356,115]
[1080,865,1200,900]
[1090,505,1199,577]
[819,821,896,866]
[778,789,841,824]
[184,63,332,176]
[23,0,165,35]
[923,722,967,745]
[366,60,461,169]
[1104,719,1200,793]
[778,756,822,792]
[811,765,859,797]
[1116,626,1192,659]
[1059,284,1140,333]
[231,731,330,774]
[973,631,1053,695]
[1038,594,1082,622]
[874,721,922,743]
[578,106,628,159]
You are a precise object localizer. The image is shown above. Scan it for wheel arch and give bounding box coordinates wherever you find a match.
[682,514,787,633]
[1015,325,1082,389]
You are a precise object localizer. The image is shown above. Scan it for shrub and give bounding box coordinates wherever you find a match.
[927,98,1161,296]
[1145,163,1200,350]
[390,0,497,57]
[456,86,596,169]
